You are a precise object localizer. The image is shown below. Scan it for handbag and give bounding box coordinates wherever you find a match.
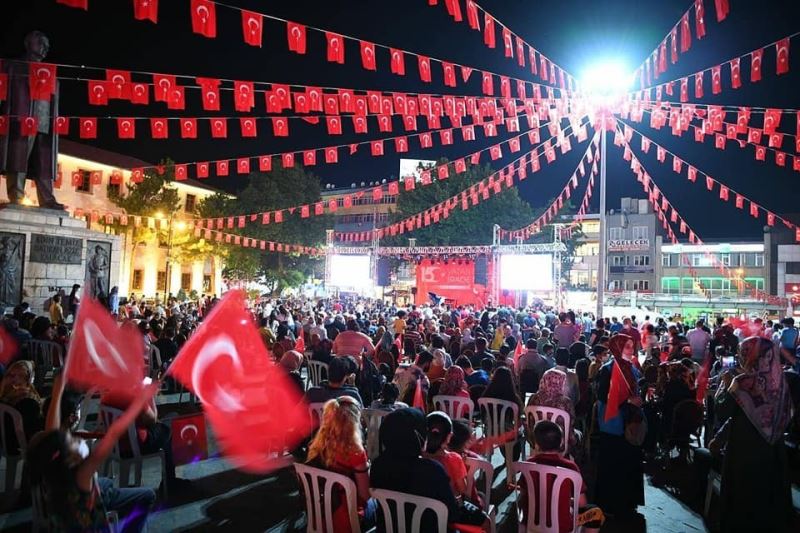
[621,403,647,447]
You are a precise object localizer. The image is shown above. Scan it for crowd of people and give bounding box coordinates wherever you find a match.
[1,290,799,531]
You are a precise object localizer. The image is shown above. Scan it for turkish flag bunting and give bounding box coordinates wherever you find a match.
[387,48,405,75]
[87,80,109,105]
[418,56,432,82]
[64,297,145,396]
[326,33,345,64]
[687,165,697,182]
[79,117,97,139]
[484,13,496,48]
[237,158,250,174]
[711,65,722,94]
[751,49,763,82]
[130,83,149,104]
[776,38,790,75]
[371,140,384,156]
[167,86,185,110]
[719,185,729,200]
[395,137,409,153]
[133,0,158,22]
[286,22,307,54]
[442,62,456,87]
[234,81,255,112]
[258,155,272,172]
[180,118,197,139]
[750,202,759,217]
[714,0,729,21]
[282,153,295,168]
[240,118,257,138]
[175,164,188,180]
[190,0,216,38]
[272,118,289,137]
[197,78,221,110]
[241,10,263,47]
[502,27,513,58]
[325,147,338,163]
[303,150,316,166]
[680,13,692,52]
[482,72,494,95]
[117,118,135,139]
[168,291,312,473]
[216,160,229,176]
[326,116,342,135]
[105,70,132,99]
[57,0,88,9]
[694,71,704,98]
[360,41,377,71]
[150,118,168,139]
[29,62,57,102]
[152,74,176,102]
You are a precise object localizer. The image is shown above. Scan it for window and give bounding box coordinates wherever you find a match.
[786,262,800,275]
[632,226,648,239]
[107,183,121,198]
[132,269,143,291]
[185,194,197,213]
[181,272,192,290]
[609,227,623,240]
[634,255,650,266]
[661,254,671,267]
[633,280,650,291]
[744,277,765,290]
[609,279,622,290]
[661,277,679,294]
[157,271,167,292]
[76,170,92,193]
[611,255,628,266]
[720,253,731,266]
[203,275,212,292]
[691,254,713,267]
[755,254,764,267]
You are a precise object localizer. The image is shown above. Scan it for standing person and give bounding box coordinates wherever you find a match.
[686,319,712,363]
[306,396,375,532]
[594,334,644,517]
[620,318,642,354]
[108,286,120,316]
[49,293,65,325]
[553,314,577,348]
[68,284,81,319]
[711,337,794,533]
[332,320,375,363]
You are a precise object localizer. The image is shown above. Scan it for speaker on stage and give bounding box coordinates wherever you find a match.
[474,256,488,285]
[377,257,392,286]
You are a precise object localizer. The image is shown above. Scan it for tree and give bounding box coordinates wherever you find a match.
[197,166,330,294]
[383,160,536,246]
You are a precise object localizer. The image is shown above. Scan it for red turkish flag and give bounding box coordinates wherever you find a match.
[360,41,377,71]
[190,0,216,38]
[234,81,255,112]
[168,291,311,473]
[133,0,158,22]
[79,117,97,139]
[604,359,632,422]
[150,118,168,139]
[711,65,722,94]
[167,86,185,110]
[389,48,405,75]
[272,118,289,137]
[130,83,149,104]
[237,158,250,174]
[175,164,188,180]
[418,55,432,82]
[750,202,759,217]
[57,0,88,9]
[325,32,345,64]
[325,147,338,163]
[196,162,209,179]
[29,63,56,102]
[241,10,263,47]
[751,49,763,82]
[352,116,368,134]
[210,118,227,138]
[282,153,295,168]
[303,150,316,166]
[117,118,135,139]
[153,74,176,102]
[286,22,307,54]
[239,118,257,138]
[197,77,220,111]
[484,13,496,48]
[466,0,479,29]
[502,26,513,58]
[216,160,229,176]
[395,136,409,153]
[482,72,494,95]
[680,13,691,52]
[442,62,456,87]
[87,80,109,105]
[64,297,145,396]
[680,77,688,102]
[258,155,272,172]
[729,57,742,89]
[54,116,69,135]
[180,118,197,139]
[105,70,131,99]
[776,38,790,75]
[694,71,704,98]
[764,108,781,134]
[326,116,342,135]
[695,0,706,39]
[371,140,384,156]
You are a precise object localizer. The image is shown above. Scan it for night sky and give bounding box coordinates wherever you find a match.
[3,0,799,240]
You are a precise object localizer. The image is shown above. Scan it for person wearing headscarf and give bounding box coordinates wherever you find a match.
[712,337,794,533]
[527,368,577,448]
[370,408,457,529]
[0,360,43,449]
[376,330,394,354]
[594,333,644,517]
[460,327,474,347]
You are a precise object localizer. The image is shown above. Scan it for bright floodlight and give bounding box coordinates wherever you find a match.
[581,60,634,96]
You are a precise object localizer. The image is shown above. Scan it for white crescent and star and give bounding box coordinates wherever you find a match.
[190,335,245,414]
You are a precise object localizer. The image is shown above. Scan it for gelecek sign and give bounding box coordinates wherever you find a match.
[608,238,650,251]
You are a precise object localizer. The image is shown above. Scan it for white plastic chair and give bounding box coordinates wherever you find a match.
[513,461,582,533]
[465,456,497,533]
[361,408,389,460]
[307,360,329,389]
[308,402,327,427]
[0,403,26,493]
[704,469,722,518]
[99,405,168,500]
[432,395,474,422]
[524,405,571,456]
[294,463,362,533]
[477,397,519,477]
[77,391,102,432]
[27,340,63,387]
[370,488,448,533]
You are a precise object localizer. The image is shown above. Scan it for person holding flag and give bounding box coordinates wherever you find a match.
[593,334,645,518]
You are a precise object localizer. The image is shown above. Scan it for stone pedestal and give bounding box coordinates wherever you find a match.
[0,205,123,314]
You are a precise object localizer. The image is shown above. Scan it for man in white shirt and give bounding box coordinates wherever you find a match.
[686,319,711,362]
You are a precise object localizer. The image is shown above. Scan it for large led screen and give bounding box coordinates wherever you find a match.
[499,254,553,291]
[329,255,372,288]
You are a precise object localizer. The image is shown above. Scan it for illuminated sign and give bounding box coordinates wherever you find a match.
[608,239,650,251]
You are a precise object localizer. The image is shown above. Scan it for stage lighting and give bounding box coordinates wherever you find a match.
[580,59,634,97]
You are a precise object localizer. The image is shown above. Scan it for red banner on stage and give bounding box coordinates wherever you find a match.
[415,259,489,307]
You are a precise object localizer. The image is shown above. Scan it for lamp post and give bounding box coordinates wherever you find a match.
[155,211,186,300]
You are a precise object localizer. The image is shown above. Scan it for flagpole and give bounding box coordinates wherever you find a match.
[596,126,608,318]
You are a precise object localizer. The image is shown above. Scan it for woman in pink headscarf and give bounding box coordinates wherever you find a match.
[438,366,471,419]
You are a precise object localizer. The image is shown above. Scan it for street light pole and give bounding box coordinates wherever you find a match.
[165,214,174,300]
[597,127,608,317]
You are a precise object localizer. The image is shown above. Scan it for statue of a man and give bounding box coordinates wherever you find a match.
[0,31,64,209]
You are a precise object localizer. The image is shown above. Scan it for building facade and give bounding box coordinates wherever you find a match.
[765,224,800,316]
[1,140,227,300]
[605,197,658,293]
[559,213,599,289]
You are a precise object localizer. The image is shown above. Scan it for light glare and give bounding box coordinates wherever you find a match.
[581,60,634,95]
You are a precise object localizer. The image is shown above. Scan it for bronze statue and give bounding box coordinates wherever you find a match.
[0,31,64,210]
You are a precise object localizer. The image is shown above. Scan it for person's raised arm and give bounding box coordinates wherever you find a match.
[45,371,66,431]
[76,382,160,490]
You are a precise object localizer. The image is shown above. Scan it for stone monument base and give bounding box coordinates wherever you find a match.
[0,204,123,314]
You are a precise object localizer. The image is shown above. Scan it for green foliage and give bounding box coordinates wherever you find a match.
[197,166,329,293]
[383,160,535,246]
